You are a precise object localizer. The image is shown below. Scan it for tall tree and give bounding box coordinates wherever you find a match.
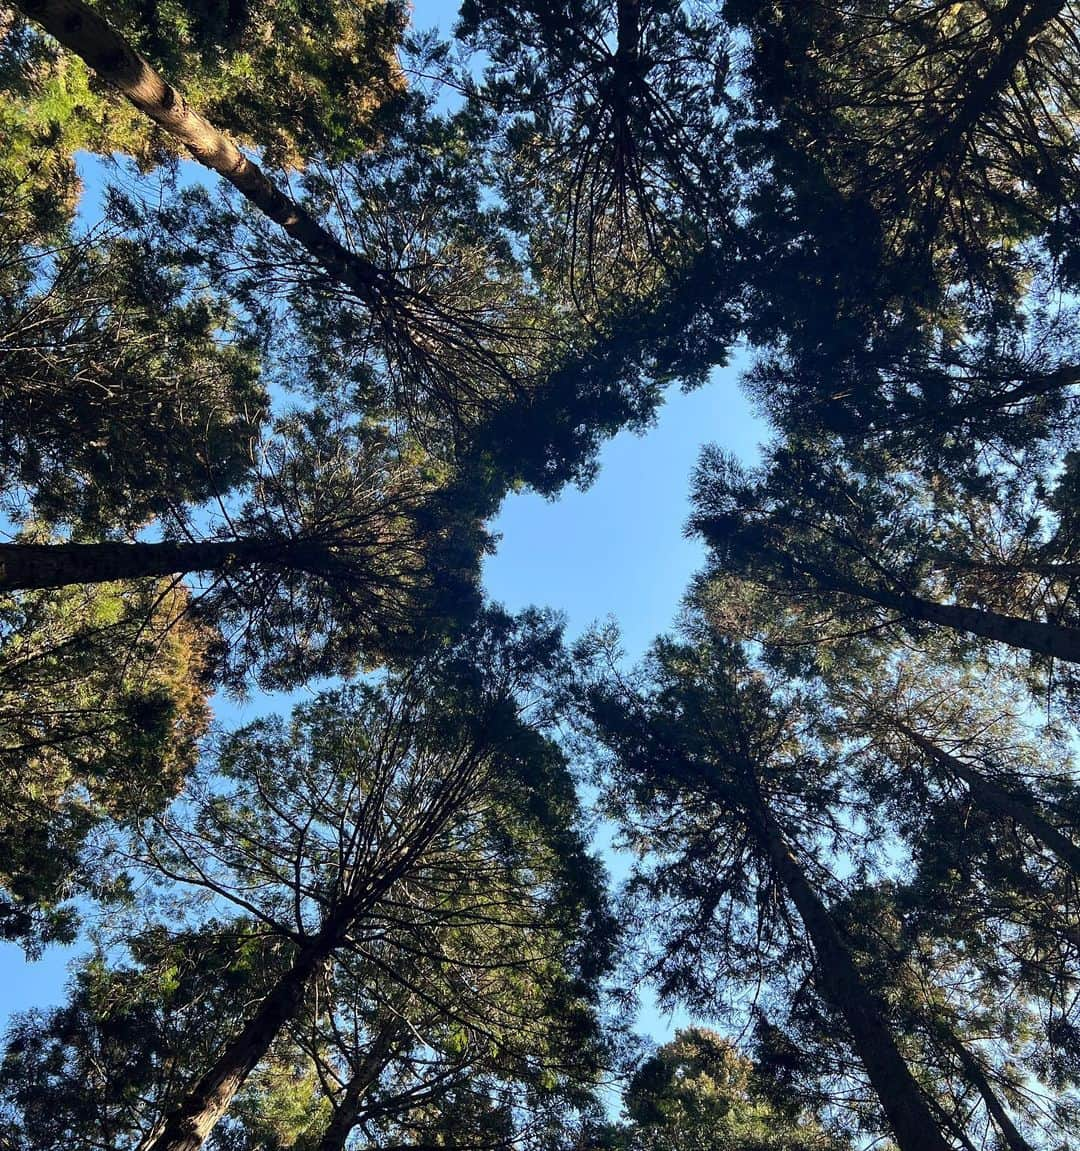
[0,923,288,1150]
[8,0,555,443]
[832,882,1077,1151]
[0,410,487,689]
[3,0,406,172]
[689,442,1080,714]
[458,0,736,308]
[576,627,952,1151]
[14,609,612,1151]
[730,0,1080,318]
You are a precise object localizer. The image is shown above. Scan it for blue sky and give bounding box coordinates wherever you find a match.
[485,365,763,658]
[0,0,768,1051]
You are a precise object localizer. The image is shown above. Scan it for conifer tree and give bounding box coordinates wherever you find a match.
[576,625,953,1151]
[0,610,613,1151]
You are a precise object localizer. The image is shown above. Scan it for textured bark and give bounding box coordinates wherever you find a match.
[140,931,339,1151]
[746,791,951,1151]
[13,0,395,309]
[900,725,1080,877]
[0,539,290,589]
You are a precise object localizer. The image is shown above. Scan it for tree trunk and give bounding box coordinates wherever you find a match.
[899,725,1080,877]
[140,930,338,1151]
[13,0,394,310]
[747,796,952,1151]
[315,1020,407,1151]
[832,574,1080,665]
[139,787,469,1151]
[0,539,280,590]
[945,1033,1035,1151]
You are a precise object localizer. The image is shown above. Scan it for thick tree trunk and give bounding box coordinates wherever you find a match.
[748,797,952,1151]
[0,538,281,590]
[140,931,338,1151]
[13,0,394,310]
[946,1033,1035,1151]
[900,725,1080,877]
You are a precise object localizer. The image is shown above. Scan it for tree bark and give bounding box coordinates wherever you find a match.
[139,772,477,1151]
[0,538,284,590]
[746,793,952,1151]
[140,930,339,1151]
[899,725,1080,877]
[827,572,1080,665]
[945,1032,1035,1151]
[13,0,395,310]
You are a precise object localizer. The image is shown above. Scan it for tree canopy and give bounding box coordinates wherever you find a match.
[2,2,1080,1150]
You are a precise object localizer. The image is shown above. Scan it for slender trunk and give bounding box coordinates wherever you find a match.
[899,725,1080,877]
[316,1020,407,1151]
[13,0,393,310]
[823,570,1080,665]
[945,1033,1035,1151]
[141,929,339,1151]
[746,794,951,1151]
[0,538,285,590]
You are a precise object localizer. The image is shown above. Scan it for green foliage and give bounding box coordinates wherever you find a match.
[609,1028,847,1151]
[0,219,267,533]
[0,611,615,1151]
[0,571,215,950]
[0,924,289,1150]
[458,0,737,310]
[3,0,406,184]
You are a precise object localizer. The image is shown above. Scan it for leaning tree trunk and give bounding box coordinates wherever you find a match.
[141,777,476,1151]
[12,0,394,310]
[899,725,1080,878]
[0,538,289,590]
[747,794,952,1151]
[828,572,1080,665]
[944,1031,1036,1151]
[139,928,339,1151]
